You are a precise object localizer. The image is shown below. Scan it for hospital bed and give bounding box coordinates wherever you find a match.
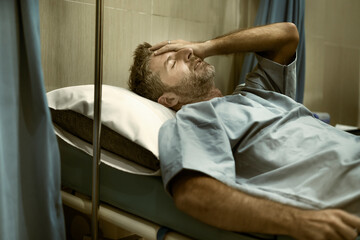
[47,85,294,240]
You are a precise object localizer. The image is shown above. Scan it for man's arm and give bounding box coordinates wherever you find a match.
[172,171,360,240]
[151,22,299,65]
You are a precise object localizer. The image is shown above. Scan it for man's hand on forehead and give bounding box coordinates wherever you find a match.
[150,39,209,60]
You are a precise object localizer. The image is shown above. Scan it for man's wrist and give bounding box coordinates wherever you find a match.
[285,208,303,238]
[201,39,216,59]
[267,206,303,238]
[283,208,316,239]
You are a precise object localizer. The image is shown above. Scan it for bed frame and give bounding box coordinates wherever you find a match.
[61,191,192,240]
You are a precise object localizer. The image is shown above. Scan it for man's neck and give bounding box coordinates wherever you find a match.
[205,87,223,100]
[172,87,223,111]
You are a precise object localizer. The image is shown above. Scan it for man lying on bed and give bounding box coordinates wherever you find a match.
[128,22,360,240]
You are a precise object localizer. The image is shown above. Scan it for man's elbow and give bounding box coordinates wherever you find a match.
[272,22,299,64]
[171,172,214,217]
[173,189,196,214]
[172,179,205,213]
[284,22,299,52]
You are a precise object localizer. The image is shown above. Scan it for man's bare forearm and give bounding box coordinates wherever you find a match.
[172,171,298,235]
[172,171,360,239]
[202,22,299,64]
[151,22,299,65]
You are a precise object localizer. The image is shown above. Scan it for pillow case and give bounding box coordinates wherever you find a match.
[47,85,176,174]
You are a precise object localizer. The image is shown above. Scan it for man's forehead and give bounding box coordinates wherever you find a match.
[149,52,171,71]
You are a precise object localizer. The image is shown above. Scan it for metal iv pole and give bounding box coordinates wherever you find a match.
[92,0,104,239]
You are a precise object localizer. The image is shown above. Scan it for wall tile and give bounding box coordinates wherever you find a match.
[152,0,238,24]
[153,0,206,22]
[324,0,360,47]
[105,0,152,14]
[305,0,360,126]
[358,59,360,127]
[40,0,95,91]
[65,0,95,5]
[303,36,325,111]
[238,0,259,28]
[151,15,213,44]
[304,0,326,38]
[103,8,152,88]
[322,45,359,126]
[224,0,239,27]
[151,16,187,43]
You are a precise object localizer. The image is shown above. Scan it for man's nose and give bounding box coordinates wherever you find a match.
[175,48,193,61]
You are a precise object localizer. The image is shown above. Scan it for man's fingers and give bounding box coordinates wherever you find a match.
[150,39,192,55]
[297,209,360,240]
[150,40,170,51]
[335,210,360,231]
[340,210,360,227]
[152,45,179,56]
[337,211,360,239]
[334,221,359,240]
[327,210,360,240]
[150,39,182,51]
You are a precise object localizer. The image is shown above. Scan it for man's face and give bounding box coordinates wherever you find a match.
[149,48,215,100]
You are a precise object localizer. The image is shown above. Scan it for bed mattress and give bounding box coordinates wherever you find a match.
[58,136,293,240]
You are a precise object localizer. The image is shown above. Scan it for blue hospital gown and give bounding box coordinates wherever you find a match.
[159,55,360,215]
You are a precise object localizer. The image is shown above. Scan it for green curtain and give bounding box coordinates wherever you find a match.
[0,0,65,239]
[239,0,306,103]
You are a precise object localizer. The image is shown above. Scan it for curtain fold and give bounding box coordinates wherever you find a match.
[239,0,306,103]
[0,0,65,239]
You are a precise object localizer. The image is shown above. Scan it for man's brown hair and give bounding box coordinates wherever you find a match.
[128,42,165,102]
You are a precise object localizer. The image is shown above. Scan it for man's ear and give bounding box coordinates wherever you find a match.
[158,92,179,108]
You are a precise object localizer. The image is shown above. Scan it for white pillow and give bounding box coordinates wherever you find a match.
[47,85,176,175]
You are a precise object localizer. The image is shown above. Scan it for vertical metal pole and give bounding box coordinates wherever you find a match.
[92,0,104,239]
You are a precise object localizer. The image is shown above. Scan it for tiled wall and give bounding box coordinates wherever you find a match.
[40,0,359,126]
[40,0,259,95]
[304,0,360,126]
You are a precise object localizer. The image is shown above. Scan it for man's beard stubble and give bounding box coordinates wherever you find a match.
[166,62,216,104]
